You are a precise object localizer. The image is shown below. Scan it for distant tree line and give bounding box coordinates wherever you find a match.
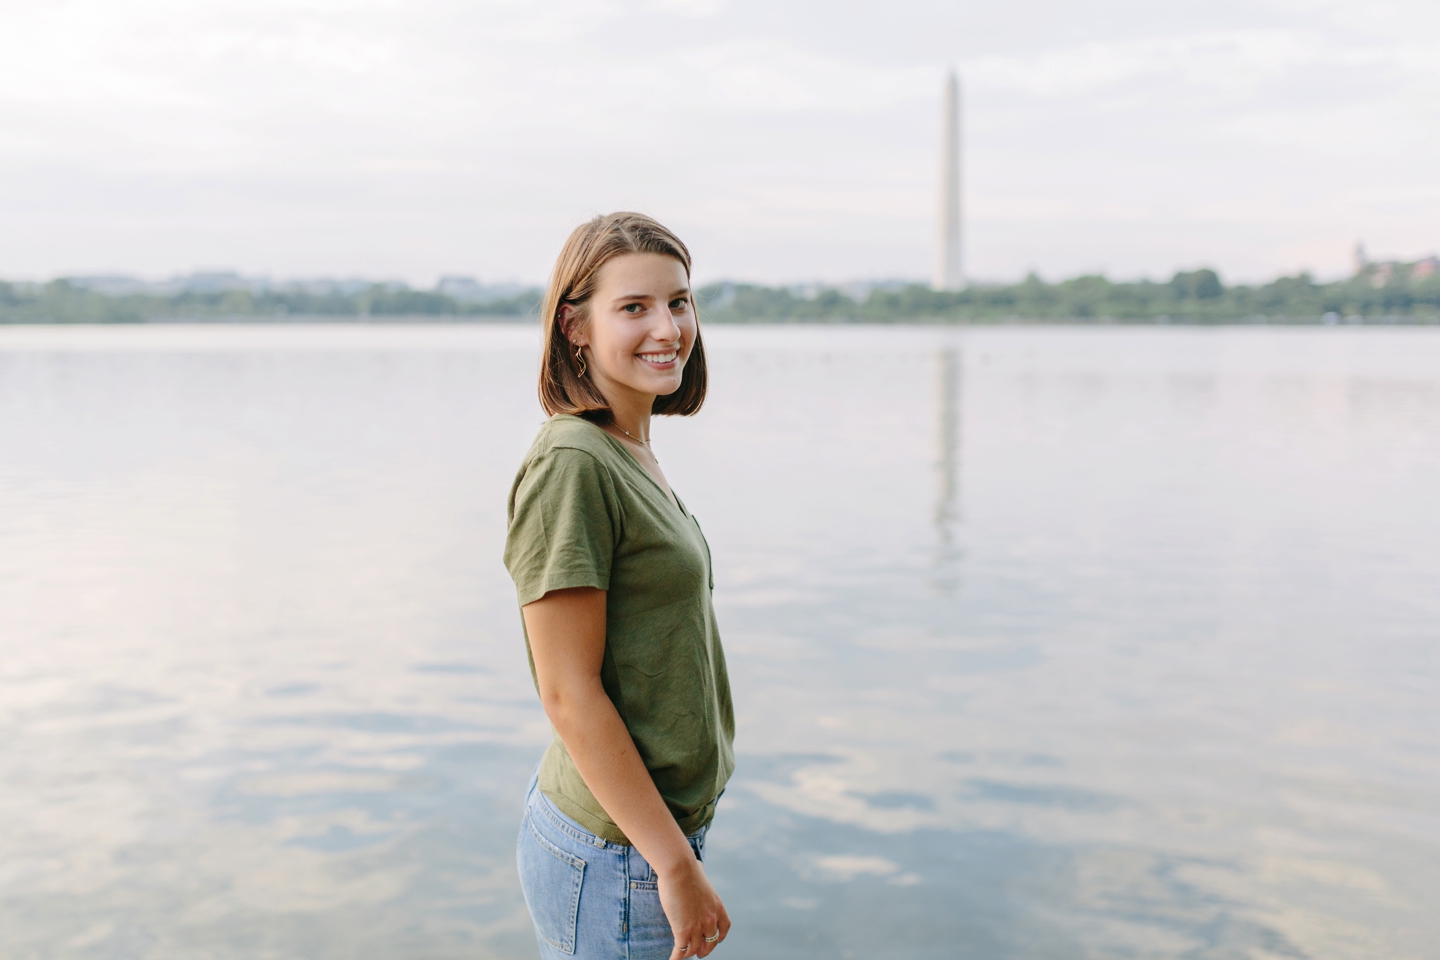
[0,280,543,324]
[4,263,1439,324]
[696,266,1440,324]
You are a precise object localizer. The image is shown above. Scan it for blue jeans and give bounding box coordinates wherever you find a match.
[517,773,708,959]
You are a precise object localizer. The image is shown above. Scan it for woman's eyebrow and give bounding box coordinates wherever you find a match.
[613,292,655,302]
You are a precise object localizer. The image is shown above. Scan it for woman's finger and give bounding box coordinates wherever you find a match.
[670,926,699,960]
[696,915,724,957]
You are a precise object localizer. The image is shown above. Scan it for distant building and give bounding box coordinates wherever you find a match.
[1352,242,1368,276]
[65,272,268,295]
[437,276,485,300]
[840,278,917,301]
[178,272,256,293]
[287,278,377,296]
[778,278,915,302]
[934,70,964,291]
[1351,245,1438,287]
[65,275,151,295]
[436,275,531,303]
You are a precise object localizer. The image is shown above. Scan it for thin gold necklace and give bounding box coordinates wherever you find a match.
[617,426,656,461]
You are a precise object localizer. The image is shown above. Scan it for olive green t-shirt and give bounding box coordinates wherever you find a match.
[504,414,735,844]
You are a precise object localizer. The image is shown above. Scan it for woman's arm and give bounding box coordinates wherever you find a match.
[523,586,730,959]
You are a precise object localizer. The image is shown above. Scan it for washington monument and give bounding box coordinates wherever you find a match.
[934,70,964,290]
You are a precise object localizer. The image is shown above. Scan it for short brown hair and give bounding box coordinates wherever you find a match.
[538,212,707,421]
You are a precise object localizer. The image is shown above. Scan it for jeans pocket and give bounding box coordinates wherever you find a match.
[518,813,586,955]
[627,878,674,958]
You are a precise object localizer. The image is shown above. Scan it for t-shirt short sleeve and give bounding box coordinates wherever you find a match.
[505,446,619,606]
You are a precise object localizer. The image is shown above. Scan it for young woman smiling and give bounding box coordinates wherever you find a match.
[505,213,734,960]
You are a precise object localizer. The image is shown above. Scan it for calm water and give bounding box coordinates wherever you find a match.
[1,324,1437,959]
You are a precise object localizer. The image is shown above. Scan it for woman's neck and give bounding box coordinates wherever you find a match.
[608,408,652,442]
[598,385,655,441]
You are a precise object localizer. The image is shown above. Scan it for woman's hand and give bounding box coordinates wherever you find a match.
[658,857,730,959]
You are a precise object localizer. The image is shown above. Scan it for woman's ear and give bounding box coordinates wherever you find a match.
[558,304,587,346]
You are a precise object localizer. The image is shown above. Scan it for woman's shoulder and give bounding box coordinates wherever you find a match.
[535,414,613,451]
[530,414,617,462]
[509,416,623,519]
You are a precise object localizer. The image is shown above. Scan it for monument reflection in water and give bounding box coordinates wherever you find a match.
[0,324,1436,959]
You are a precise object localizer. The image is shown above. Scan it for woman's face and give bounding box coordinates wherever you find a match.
[571,252,695,406]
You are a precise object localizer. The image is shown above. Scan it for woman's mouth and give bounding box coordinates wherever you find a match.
[638,351,678,367]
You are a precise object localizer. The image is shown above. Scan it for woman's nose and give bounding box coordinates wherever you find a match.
[652,308,682,341]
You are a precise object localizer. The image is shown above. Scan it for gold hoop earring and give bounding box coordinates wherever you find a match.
[575,346,587,377]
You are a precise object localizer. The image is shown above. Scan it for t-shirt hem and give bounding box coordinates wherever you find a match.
[515,571,611,607]
[539,785,720,847]
[541,786,632,844]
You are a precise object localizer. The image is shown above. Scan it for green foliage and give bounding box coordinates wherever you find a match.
[0,281,542,323]
[698,266,1440,324]
[1170,269,1223,300]
[4,266,1439,325]
[0,279,145,323]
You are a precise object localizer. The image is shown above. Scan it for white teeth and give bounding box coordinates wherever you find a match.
[641,352,677,362]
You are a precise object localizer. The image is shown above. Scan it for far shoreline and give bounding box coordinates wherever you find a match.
[5,315,1440,331]
[3,313,1438,327]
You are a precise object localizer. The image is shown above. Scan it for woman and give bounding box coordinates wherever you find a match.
[504,212,734,960]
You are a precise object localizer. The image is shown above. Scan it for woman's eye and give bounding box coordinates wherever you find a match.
[623,303,643,314]
[670,298,689,311]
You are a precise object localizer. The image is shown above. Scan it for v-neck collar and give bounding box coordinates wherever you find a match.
[575,416,686,515]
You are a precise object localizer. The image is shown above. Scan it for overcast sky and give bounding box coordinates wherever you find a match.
[1,0,1437,286]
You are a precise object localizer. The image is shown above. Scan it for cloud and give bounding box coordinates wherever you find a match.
[0,0,1435,283]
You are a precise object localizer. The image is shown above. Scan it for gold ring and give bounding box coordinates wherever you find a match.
[704,932,720,943]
